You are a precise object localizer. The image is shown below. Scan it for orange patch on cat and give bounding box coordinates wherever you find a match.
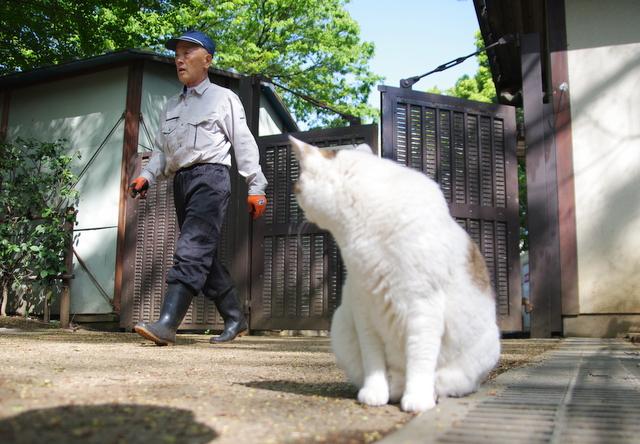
[467,240,493,296]
[320,149,337,159]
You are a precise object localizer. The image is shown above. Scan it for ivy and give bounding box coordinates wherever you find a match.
[0,139,79,316]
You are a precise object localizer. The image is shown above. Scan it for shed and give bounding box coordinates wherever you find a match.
[474,0,640,337]
[0,50,298,323]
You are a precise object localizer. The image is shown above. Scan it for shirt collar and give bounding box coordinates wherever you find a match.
[181,76,211,97]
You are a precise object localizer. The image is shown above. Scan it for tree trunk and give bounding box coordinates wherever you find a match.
[1,283,8,317]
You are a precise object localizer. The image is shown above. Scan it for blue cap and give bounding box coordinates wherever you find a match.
[165,30,216,55]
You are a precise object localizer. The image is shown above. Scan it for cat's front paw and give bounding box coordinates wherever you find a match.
[358,386,389,406]
[400,392,436,413]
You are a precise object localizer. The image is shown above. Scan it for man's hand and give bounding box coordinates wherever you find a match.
[129,177,149,198]
[247,195,267,220]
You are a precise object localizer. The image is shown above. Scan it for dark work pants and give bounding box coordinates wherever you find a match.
[167,163,234,298]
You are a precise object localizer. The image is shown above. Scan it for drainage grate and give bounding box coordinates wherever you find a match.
[433,339,640,444]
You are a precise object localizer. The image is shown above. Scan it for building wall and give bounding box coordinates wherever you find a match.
[259,96,285,136]
[565,0,640,333]
[7,67,129,314]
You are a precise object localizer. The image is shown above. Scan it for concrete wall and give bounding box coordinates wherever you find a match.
[564,0,640,335]
[8,67,128,314]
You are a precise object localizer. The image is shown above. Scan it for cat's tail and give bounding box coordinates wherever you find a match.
[436,326,500,398]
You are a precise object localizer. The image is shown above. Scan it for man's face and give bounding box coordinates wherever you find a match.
[174,41,212,87]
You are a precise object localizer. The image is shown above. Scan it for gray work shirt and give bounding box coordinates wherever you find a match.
[141,77,267,195]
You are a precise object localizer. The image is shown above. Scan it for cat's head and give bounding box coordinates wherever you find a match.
[291,136,370,228]
[289,136,341,227]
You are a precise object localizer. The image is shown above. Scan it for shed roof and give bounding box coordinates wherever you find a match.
[473,0,550,106]
[0,49,298,132]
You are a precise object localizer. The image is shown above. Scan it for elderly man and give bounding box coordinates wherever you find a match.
[129,30,267,345]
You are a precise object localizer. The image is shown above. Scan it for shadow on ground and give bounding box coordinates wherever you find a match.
[241,380,357,399]
[0,404,216,444]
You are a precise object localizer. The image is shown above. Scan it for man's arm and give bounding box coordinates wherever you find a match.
[129,111,168,198]
[222,93,268,196]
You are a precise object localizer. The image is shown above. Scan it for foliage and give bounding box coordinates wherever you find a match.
[0,139,78,315]
[427,30,496,104]
[0,0,381,127]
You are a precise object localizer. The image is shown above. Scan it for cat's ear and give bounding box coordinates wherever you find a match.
[289,136,316,161]
[354,143,374,155]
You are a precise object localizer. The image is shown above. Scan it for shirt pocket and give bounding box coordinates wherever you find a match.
[160,115,180,151]
[186,114,220,152]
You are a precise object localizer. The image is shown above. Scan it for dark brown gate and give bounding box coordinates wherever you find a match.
[250,125,378,330]
[380,85,522,332]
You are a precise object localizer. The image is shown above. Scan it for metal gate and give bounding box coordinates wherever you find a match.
[250,125,378,330]
[380,85,522,332]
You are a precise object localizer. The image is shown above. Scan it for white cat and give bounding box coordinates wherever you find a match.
[290,136,501,413]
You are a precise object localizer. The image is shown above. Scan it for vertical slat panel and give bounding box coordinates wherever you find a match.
[494,118,507,208]
[273,236,285,317]
[481,220,497,294]
[409,105,422,170]
[453,111,466,204]
[301,236,311,317]
[275,146,287,225]
[286,237,298,317]
[467,114,481,205]
[263,236,273,317]
[480,115,494,207]
[396,102,408,166]
[264,147,275,224]
[496,221,509,315]
[424,107,437,181]
[311,234,325,317]
[439,109,452,202]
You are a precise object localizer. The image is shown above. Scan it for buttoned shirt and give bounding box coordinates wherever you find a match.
[141,77,267,195]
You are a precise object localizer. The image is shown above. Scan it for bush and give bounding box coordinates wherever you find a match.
[0,138,78,316]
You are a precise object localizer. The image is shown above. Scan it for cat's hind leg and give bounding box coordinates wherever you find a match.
[330,303,364,387]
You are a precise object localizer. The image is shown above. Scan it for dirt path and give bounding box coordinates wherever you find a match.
[0,317,559,444]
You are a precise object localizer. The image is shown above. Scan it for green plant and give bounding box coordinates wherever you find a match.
[0,138,79,316]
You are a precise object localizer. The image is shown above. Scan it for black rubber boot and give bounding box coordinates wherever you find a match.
[134,283,195,346]
[210,287,248,343]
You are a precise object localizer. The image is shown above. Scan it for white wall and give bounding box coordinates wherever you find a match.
[259,96,286,136]
[8,68,128,314]
[565,0,640,315]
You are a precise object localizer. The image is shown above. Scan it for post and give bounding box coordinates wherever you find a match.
[59,207,76,328]
[114,61,144,319]
[521,33,562,337]
[237,75,262,330]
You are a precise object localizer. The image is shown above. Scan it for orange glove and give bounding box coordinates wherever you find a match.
[247,195,267,220]
[129,177,149,198]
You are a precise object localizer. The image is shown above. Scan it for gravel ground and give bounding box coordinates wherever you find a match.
[0,316,559,444]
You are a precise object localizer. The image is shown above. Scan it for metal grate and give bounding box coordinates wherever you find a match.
[428,339,640,444]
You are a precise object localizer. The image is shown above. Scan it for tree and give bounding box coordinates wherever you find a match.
[0,139,78,316]
[0,0,380,127]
